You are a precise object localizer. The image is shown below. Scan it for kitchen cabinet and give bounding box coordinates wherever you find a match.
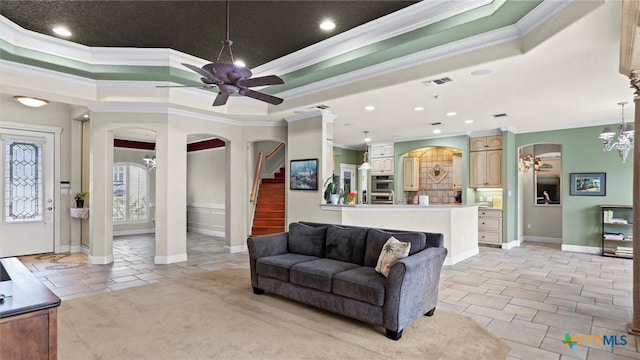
[478,208,502,245]
[452,153,462,190]
[403,157,419,191]
[371,143,394,158]
[370,142,394,175]
[371,157,394,175]
[470,136,502,188]
[470,135,502,151]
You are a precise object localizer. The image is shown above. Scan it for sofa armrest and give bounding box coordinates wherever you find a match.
[383,246,448,332]
[246,232,289,288]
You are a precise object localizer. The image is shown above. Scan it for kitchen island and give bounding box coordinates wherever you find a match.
[320,204,479,265]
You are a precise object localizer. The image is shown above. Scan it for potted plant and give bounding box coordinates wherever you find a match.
[323,175,339,204]
[74,192,87,208]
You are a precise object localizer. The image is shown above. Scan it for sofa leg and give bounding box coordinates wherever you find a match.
[385,329,403,340]
[424,307,436,316]
[252,287,265,295]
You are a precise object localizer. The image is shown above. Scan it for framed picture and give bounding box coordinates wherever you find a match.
[570,173,606,196]
[290,159,318,190]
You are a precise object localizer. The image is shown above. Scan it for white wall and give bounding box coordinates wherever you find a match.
[187,147,226,237]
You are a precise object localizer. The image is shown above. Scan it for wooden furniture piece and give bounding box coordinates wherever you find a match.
[371,142,394,175]
[403,157,419,191]
[601,205,633,258]
[0,257,61,360]
[470,135,502,188]
[478,208,502,245]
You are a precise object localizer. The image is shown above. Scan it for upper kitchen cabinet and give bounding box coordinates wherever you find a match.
[470,135,502,151]
[403,157,419,191]
[370,143,394,158]
[470,136,502,188]
[370,142,394,175]
[371,157,394,175]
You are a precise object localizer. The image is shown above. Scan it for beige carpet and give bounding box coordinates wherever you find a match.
[58,268,510,359]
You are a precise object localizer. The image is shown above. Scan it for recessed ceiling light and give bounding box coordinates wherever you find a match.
[83,114,89,118]
[446,112,456,117]
[464,119,474,124]
[470,69,492,76]
[234,60,246,67]
[52,26,72,37]
[433,129,441,134]
[13,95,50,108]
[365,105,375,111]
[414,106,424,111]
[319,19,336,31]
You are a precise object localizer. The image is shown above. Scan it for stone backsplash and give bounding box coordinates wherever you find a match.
[402,147,461,205]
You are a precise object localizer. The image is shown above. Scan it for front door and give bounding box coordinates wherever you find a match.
[0,129,55,257]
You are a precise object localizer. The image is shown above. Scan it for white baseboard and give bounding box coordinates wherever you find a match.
[113,228,156,236]
[226,245,247,253]
[444,247,479,266]
[187,227,225,238]
[502,240,521,249]
[561,244,601,254]
[154,253,188,264]
[80,245,89,255]
[522,236,561,244]
[89,254,114,264]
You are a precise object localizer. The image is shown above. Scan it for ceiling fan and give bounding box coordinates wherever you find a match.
[157,1,284,106]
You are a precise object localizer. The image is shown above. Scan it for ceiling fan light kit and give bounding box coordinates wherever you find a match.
[157,1,284,106]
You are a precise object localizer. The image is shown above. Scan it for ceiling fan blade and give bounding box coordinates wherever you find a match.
[239,89,284,105]
[212,92,230,106]
[155,85,216,89]
[182,63,222,84]
[237,75,284,87]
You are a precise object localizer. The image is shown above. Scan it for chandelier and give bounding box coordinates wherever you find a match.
[598,102,635,163]
[143,154,156,171]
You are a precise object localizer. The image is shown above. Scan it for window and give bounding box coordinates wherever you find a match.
[113,162,149,223]
[3,138,44,222]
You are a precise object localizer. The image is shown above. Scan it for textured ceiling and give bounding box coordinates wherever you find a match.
[0,0,417,68]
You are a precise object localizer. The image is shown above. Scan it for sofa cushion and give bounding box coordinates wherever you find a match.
[364,228,426,267]
[256,253,319,282]
[290,258,360,292]
[325,225,368,265]
[333,266,386,306]
[288,222,327,257]
[375,236,411,277]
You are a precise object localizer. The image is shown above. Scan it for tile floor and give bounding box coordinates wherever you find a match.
[18,235,639,360]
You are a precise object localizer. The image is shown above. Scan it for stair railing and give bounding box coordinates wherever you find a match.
[250,142,284,203]
[250,151,264,203]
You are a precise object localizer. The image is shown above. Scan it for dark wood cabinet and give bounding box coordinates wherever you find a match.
[0,258,60,360]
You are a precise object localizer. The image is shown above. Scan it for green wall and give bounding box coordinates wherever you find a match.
[515,125,633,247]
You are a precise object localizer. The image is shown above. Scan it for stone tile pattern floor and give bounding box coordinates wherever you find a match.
[18,236,639,360]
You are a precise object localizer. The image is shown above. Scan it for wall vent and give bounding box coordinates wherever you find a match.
[422,77,453,86]
[313,104,331,110]
[430,122,443,126]
[492,113,508,118]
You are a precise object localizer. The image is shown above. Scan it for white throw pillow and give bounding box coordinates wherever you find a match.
[375,236,411,277]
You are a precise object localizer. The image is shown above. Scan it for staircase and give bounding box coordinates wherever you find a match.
[251,168,285,236]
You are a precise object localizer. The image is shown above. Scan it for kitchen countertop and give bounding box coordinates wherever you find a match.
[0,257,61,318]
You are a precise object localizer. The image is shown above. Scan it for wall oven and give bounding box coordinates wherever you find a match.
[371,175,394,204]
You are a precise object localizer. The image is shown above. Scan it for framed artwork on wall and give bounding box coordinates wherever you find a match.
[290,159,318,190]
[569,172,606,196]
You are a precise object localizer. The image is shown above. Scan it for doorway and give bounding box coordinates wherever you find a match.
[0,128,55,257]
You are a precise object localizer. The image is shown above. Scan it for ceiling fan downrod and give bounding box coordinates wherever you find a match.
[216,0,235,63]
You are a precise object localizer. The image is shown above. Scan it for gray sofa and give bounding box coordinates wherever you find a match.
[247,221,447,340]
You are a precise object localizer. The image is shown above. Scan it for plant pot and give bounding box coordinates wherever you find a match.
[330,194,340,205]
[76,200,84,208]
